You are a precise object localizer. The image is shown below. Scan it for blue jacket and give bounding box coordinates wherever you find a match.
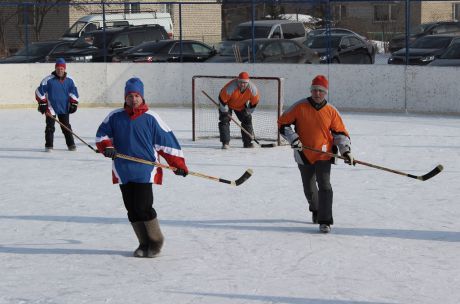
[35,72,79,114]
[95,106,187,185]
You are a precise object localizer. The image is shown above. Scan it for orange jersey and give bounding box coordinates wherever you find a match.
[219,79,260,111]
[278,98,350,164]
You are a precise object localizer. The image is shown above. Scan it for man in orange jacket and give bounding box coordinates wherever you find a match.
[218,72,260,149]
[278,75,355,233]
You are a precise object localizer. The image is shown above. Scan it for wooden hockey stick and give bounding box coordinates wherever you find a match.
[116,153,253,186]
[46,112,253,186]
[201,90,276,148]
[302,145,443,181]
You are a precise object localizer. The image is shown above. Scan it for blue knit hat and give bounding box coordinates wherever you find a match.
[55,58,66,69]
[124,77,144,98]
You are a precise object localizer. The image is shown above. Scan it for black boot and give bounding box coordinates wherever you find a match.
[144,218,164,258]
[131,222,149,257]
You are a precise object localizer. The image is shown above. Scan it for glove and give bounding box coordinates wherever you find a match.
[219,102,228,113]
[245,101,255,114]
[103,147,117,159]
[174,168,188,177]
[37,102,47,114]
[290,137,303,151]
[69,102,78,114]
[343,151,355,166]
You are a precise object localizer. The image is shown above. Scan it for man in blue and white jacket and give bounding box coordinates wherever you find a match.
[96,77,188,258]
[35,58,79,151]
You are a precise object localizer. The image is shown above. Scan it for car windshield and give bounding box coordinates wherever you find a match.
[229,25,272,40]
[63,21,87,38]
[410,36,453,49]
[15,43,54,56]
[411,23,435,35]
[72,32,114,48]
[219,40,262,56]
[440,42,460,58]
[305,36,341,48]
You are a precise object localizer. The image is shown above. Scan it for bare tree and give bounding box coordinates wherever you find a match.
[0,6,18,57]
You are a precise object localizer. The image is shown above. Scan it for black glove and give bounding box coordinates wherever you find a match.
[69,102,78,114]
[174,168,188,177]
[290,137,303,151]
[343,151,355,166]
[103,147,117,159]
[37,102,47,114]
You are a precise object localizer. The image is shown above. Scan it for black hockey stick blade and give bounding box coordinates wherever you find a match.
[408,164,444,181]
[218,169,253,186]
[253,138,277,148]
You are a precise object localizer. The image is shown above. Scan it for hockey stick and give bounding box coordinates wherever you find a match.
[46,112,253,186]
[201,90,276,148]
[302,145,443,181]
[116,153,253,186]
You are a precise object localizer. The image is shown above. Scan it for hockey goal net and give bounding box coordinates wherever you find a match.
[192,75,284,145]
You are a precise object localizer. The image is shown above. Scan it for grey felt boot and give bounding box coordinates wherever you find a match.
[131,222,149,258]
[144,218,164,258]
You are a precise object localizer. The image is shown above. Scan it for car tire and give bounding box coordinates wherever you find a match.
[332,58,339,64]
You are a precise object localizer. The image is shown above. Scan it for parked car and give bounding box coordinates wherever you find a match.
[0,40,73,63]
[228,20,307,43]
[388,21,460,53]
[62,11,173,41]
[304,34,375,64]
[429,41,460,66]
[307,27,377,58]
[49,25,169,63]
[112,40,216,62]
[388,35,460,65]
[206,38,319,63]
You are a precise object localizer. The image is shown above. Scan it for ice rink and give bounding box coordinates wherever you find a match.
[0,108,459,304]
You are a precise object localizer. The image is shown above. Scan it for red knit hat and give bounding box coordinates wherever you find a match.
[238,71,250,82]
[311,75,328,93]
[55,58,66,69]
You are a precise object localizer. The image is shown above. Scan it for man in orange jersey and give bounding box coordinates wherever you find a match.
[218,72,260,149]
[278,75,355,233]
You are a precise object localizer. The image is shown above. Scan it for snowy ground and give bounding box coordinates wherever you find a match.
[0,108,459,304]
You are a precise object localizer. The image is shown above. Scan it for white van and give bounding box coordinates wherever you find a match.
[62,12,173,40]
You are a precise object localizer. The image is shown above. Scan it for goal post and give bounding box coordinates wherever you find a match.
[192,75,285,145]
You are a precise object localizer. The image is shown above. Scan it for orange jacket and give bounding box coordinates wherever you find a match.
[278,98,350,164]
[219,79,260,111]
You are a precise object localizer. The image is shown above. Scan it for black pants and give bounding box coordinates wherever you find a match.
[120,182,157,223]
[298,160,334,225]
[218,109,254,145]
[45,114,75,148]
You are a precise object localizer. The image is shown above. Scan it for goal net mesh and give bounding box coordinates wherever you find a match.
[192,75,284,145]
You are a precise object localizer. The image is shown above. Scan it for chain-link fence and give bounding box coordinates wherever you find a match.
[1,0,459,64]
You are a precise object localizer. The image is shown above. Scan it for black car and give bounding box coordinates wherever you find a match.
[388,21,460,53]
[48,25,169,63]
[207,38,319,63]
[429,41,460,66]
[305,34,374,64]
[388,35,460,65]
[307,27,377,59]
[0,40,73,63]
[113,40,216,62]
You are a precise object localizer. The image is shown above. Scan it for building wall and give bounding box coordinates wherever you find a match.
[421,1,456,22]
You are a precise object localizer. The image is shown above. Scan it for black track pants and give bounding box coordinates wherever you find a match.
[298,160,334,225]
[45,114,75,148]
[120,182,157,223]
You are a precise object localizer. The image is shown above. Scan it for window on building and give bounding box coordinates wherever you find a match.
[454,3,460,21]
[374,4,397,22]
[124,2,141,13]
[333,5,347,21]
[17,5,35,25]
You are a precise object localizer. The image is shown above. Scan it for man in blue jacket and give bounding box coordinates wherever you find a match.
[35,58,79,151]
[96,77,189,258]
